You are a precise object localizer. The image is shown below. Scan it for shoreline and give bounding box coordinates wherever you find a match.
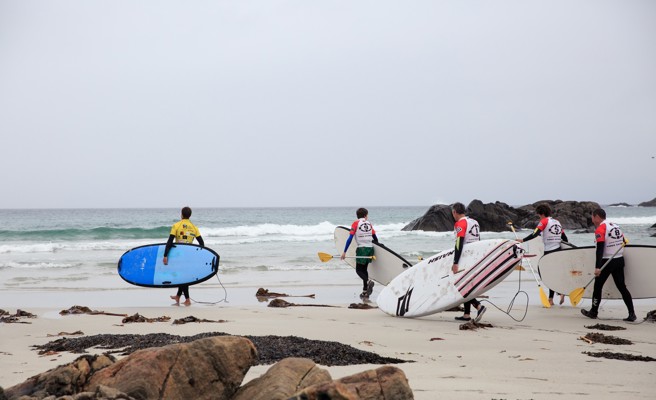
[1,277,655,399]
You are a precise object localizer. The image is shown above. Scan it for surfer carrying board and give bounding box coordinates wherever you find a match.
[341,208,378,299]
[451,202,486,322]
[581,208,636,322]
[516,203,569,306]
[163,207,205,306]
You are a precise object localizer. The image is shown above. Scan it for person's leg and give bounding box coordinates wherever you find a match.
[582,263,612,318]
[355,263,368,291]
[456,300,474,320]
[548,289,556,305]
[170,287,183,304]
[181,285,191,305]
[609,259,635,319]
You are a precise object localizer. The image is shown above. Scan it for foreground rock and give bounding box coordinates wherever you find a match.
[6,336,257,400]
[233,358,331,400]
[403,199,600,232]
[86,336,256,400]
[5,336,413,399]
[289,365,413,400]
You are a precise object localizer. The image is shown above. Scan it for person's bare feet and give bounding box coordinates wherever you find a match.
[559,294,565,305]
[183,299,191,306]
[170,295,180,305]
[549,299,554,306]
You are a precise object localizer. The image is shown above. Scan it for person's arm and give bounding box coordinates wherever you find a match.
[343,235,354,253]
[520,228,541,243]
[163,234,175,264]
[561,231,569,243]
[372,233,379,244]
[196,236,205,247]
[595,241,605,273]
[453,236,463,265]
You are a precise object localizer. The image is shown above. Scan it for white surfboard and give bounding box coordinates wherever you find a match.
[377,239,524,317]
[538,245,656,299]
[334,226,413,286]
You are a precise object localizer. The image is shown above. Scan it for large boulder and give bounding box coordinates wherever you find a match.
[401,204,453,232]
[86,336,257,400]
[233,358,331,400]
[639,197,656,207]
[515,200,600,231]
[289,365,413,400]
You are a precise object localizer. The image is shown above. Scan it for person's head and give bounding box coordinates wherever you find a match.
[535,203,552,217]
[451,202,466,219]
[356,208,368,219]
[181,206,192,219]
[591,208,606,227]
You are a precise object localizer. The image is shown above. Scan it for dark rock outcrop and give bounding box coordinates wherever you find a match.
[289,365,413,400]
[608,202,632,207]
[233,358,331,400]
[402,200,601,232]
[401,204,453,231]
[639,197,656,207]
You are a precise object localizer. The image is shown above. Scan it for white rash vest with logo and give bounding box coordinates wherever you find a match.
[538,217,564,252]
[349,218,376,248]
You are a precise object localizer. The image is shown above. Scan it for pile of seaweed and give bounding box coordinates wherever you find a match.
[32,332,409,366]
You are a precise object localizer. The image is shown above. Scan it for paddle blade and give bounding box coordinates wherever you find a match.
[569,287,585,307]
[317,252,334,262]
[539,287,551,308]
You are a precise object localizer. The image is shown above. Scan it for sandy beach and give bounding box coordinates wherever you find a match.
[1,273,655,400]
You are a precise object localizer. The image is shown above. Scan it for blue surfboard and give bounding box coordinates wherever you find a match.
[118,243,219,288]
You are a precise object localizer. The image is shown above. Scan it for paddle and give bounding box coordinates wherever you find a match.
[569,243,625,307]
[508,222,552,308]
[317,252,376,263]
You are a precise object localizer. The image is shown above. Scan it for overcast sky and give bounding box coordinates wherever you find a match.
[1,1,655,209]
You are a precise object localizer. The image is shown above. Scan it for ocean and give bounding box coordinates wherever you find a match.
[1,206,655,308]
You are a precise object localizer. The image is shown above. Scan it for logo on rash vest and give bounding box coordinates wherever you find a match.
[548,225,562,235]
[468,225,480,237]
[608,227,622,239]
[359,223,372,233]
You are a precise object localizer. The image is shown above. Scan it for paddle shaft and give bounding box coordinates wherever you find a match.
[582,244,625,289]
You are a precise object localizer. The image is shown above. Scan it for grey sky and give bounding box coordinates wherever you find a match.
[1,1,655,209]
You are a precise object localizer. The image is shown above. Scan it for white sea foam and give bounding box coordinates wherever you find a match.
[610,216,656,225]
[0,261,80,269]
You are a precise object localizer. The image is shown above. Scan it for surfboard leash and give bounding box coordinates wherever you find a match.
[480,266,530,322]
[189,271,229,305]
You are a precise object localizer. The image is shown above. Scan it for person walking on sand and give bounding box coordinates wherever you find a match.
[451,202,486,322]
[581,208,636,321]
[163,206,205,306]
[341,208,378,300]
[516,203,569,306]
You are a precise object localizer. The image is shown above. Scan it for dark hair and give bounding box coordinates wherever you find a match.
[181,206,192,219]
[535,203,552,217]
[451,202,466,215]
[592,208,606,219]
[356,208,368,219]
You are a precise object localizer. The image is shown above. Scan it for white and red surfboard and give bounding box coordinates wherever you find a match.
[377,239,524,317]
